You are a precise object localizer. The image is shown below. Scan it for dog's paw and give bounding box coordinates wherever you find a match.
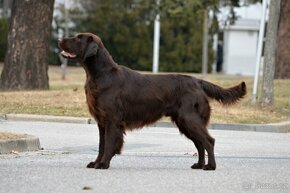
[87,161,96,168]
[94,162,109,169]
[203,164,216,171]
[191,163,204,169]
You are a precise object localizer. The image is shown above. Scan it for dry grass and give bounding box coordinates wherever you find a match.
[0,132,28,140]
[209,76,290,124]
[0,64,289,124]
[0,65,89,117]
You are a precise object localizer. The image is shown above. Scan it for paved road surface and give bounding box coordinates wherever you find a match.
[0,120,290,193]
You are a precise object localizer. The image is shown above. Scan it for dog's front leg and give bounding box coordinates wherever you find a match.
[94,124,124,169]
[87,124,105,168]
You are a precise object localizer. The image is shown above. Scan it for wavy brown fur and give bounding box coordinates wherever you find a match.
[198,80,247,105]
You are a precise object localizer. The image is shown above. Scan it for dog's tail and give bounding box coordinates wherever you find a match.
[198,79,247,105]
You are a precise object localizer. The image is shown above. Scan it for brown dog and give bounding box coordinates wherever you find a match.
[58,33,246,170]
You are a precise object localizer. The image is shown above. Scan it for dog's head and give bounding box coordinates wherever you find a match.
[58,33,103,62]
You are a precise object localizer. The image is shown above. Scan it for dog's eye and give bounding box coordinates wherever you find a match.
[76,35,82,42]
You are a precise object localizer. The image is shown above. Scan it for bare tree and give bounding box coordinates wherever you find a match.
[0,0,55,90]
[261,0,281,106]
[275,0,290,79]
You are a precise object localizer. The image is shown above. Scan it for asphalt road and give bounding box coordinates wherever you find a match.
[0,120,290,193]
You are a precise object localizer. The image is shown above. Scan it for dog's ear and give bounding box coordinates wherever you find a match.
[83,37,98,60]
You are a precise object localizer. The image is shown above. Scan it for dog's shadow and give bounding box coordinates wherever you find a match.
[55,143,160,155]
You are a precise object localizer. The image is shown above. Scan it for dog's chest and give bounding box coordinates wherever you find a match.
[85,84,106,126]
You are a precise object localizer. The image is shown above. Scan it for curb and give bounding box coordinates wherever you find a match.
[151,121,290,133]
[2,114,290,133]
[208,122,290,133]
[0,134,41,154]
[4,114,91,124]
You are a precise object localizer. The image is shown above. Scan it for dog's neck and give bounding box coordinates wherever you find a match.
[82,47,118,78]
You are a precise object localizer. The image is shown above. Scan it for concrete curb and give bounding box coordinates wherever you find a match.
[151,121,290,133]
[0,134,41,154]
[2,114,290,133]
[208,122,290,133]
[4,114,91,124]
[40,115,290,133]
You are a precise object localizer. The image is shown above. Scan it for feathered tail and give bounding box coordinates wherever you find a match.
[198,80,247,105]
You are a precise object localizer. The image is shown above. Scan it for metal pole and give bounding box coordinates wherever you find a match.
[252,0,268,104]
[2,0,9,18]
[202,9,209,77]
[61,0,69,80]
[64,0,69,38]
[152,0,160,74]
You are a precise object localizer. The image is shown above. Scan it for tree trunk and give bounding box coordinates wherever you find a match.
[275,0,290,79]
[0,0,54,90]
[261,0,280,106]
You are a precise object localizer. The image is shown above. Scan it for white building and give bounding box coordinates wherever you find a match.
[219,3,263,76]
[223,19,260,75]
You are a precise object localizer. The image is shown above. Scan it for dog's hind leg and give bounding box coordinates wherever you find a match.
[191,138,205,169]
[87,124,105,168]
[175,114,216,170]
[192,126,216,170]
[203,134,216,170]
[176,123,206,169]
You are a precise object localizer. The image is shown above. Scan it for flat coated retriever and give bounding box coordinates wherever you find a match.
[58,33,246,170]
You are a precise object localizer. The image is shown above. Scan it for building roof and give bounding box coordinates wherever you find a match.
[224,19,260,31]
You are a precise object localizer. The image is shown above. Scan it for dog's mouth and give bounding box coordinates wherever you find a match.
[58,40,77,59]
[60,50,77,59]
